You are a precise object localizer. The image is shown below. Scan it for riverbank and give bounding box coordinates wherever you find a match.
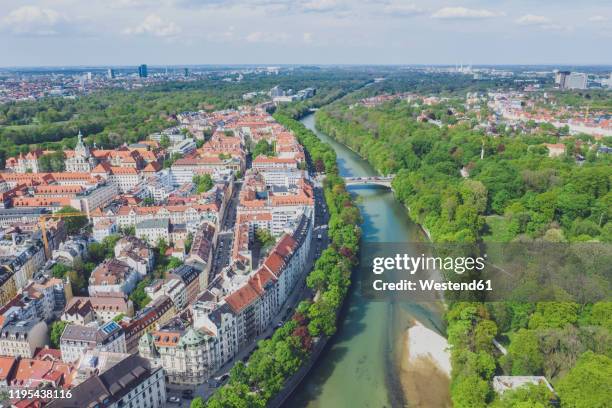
[399,321,451,408]
[286,113,450,408]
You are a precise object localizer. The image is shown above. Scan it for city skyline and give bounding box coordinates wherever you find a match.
[1,0,611,67]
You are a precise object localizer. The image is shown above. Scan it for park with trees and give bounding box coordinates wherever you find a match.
[313,93,611,407]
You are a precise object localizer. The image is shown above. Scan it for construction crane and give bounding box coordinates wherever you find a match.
[39,211,87,259]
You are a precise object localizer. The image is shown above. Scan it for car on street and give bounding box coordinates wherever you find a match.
[168,396,181,403]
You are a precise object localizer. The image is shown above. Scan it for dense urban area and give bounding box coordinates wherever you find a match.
[0,65,610,408]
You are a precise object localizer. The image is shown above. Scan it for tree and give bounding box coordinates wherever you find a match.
[113,313,125,322]
[130,278,152,310]
[528,302,578,329]
[491,383,555,408]
[451,375,489,408]
[185,232,194,253]
[67,270,87,295]
[166,257,183,271]
[159,134,170,149]
[206,383,266,408]
[190,397,205,408]
[255,228,275,248]
[157,238,168,254]
[38,150,65,172]
[556,352,611,408]
[121,225,135,236]
[252,140,274,158]
[49,321,68,348]
[193,174,214,193]
[55,206,87,235]
[51,263,70,278]
[87,242,107,264]
[503,329,544,375]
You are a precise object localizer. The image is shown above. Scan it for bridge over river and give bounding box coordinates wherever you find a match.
[342,175,394,188]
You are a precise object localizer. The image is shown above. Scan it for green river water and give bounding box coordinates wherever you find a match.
[285,114,447,408]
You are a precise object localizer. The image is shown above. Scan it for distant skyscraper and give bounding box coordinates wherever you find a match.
[565,72,588,90]
[270,85,284,97]
[138,64,148,78]
[184,68,189,77]
[107,68,115,79]
[555,71,570,89]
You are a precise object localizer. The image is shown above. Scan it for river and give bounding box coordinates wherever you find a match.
[285,114,449,408]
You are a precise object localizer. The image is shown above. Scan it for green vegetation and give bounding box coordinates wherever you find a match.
[193,174,214,193]
[49,320,68,348]
[206,111,360,408]
[274,114,337,173]
[51,263,70,278]
[314,91,611,407]
[38,150,65,172]
[491,383,555,408]
[190,397,206,408]
[316,101,611,243]
[251,140,275,158]
[55,206,88,235]
[556,352,612,408]
[130,277,152,310]
[87,235,121,263]
[0,70,370,168]
[112,313,126,322]
[254,228,275,248]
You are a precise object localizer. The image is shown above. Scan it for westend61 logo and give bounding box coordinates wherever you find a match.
[372,254,486,275]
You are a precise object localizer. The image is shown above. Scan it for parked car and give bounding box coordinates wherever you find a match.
[168,396,181,403]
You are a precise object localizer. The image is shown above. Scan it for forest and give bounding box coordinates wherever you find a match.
[315,96,611,407]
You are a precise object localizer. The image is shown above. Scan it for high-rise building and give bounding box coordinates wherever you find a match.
[555,71,570,88]
[184,67,189,77]
[107,68,115,79]
[565,72,588,90]
[138,64,148,78]
[270,85,285,97]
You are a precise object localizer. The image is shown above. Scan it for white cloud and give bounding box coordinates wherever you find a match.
[515,14,551,25]
[301,0,343,13]
[1,6,70,36]
[382,3,425,17]
[303,32,313,43]
[123,14,182,37]
[245,31,290,43]
[431,7,502,19]
[514,14,570,32]
[588,15,608,22]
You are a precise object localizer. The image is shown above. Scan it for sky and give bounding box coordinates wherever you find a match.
[0,0,611,67]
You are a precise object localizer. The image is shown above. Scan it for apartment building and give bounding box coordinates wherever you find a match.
[94,203,219,229]
[114,236,154,276]
[88,259,139,297]
[62,295,134,324]
[135,218,170,245]
[0,317,48,358]
[140,211,312,385]
[121,295,176,353]
[60,321,127,363]
[47,354,166,408]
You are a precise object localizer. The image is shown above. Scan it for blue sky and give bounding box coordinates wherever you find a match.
[1,0,610,66]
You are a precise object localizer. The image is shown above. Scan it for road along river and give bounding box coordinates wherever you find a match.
[284,114,451,408]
